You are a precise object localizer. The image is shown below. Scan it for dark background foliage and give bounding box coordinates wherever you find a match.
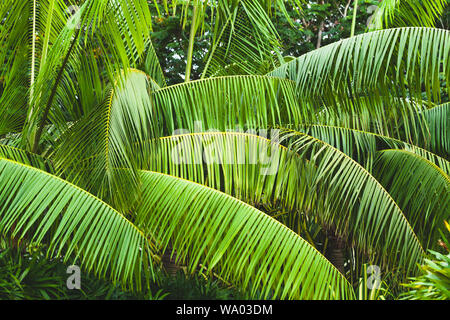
[149,1,381,84]
[0,243,243,300]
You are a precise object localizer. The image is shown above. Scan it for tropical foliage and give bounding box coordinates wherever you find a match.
[0,0,449,299]
[401,225,450,300]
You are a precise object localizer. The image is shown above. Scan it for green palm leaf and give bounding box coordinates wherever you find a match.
[141,131,425,276]
[421,103,450,156]
[370,0,449,29]
[282,130,426,274]
[268,28,450,137]
[135,170,354,300]
[151,75,301,135]
[0,144,52,172]
[269,27,449,102]
[138,132,307,210]
[52,69,155,211]
[143,40,166,88]
[0,157,155,290]
[295,124,450,175]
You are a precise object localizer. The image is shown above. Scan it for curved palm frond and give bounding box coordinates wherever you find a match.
[151,75,302,135]
[51,69,155,211]
[420,102,449,156]
[135,170,354,300]
[0,157,155,290]
[281,129,425,274]
[140,131,425,276]
[268,28,450,138]
[309,96,437,146]
[143,40,166,88]
[295,124,450,174]
[374,149,450,249]
[138,132,308,211]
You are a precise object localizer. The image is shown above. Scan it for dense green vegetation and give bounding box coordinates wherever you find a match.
[0,0,449,300]
[0,243,240,300]
[401,230,450,300]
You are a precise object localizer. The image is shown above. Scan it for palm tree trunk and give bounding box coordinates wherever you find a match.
[326,234,346,274]
[162,248,183,276]
[316,0,325,49]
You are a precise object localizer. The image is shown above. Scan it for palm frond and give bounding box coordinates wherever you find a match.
[421,102,449,156]
[282,130,425,274]
[151,75,302,136]
[135,170,354,300]
[0,144,52,172]
[141,131,425,276]
[0,157,155,290]
[143,40,166,88]
[51,69,155,211]
[268,28,450,138]
[138,132,307,211]
[374,149,450,249]
[0,74,28,135]
[295,124,450,175]
[370,0,449,29]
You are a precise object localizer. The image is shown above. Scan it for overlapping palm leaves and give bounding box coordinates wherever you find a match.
[0,0,154,151]
[0,0,449,299]
[150,0,303,78]
[370,0,449,29]
[0,158,155,291]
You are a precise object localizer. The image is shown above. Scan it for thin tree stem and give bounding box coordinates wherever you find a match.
[185,1,199,82]
[350,0,358,37]
[316,0,325,49]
